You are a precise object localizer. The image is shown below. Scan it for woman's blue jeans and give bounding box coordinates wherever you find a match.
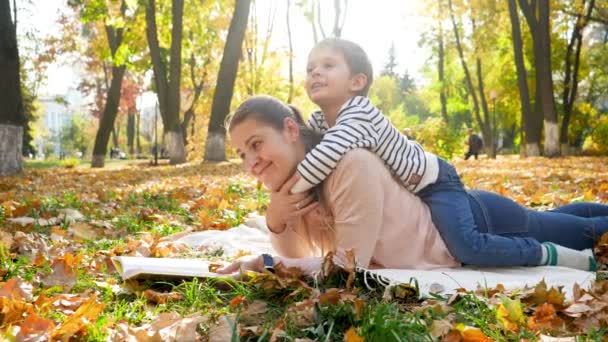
[420,158,608,267]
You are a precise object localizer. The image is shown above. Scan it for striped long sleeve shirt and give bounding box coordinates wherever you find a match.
[291,96,439,194]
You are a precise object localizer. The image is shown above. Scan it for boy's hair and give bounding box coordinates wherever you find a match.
[313,38,374,96]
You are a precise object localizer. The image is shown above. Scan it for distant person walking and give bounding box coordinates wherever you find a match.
[465,128,483,160]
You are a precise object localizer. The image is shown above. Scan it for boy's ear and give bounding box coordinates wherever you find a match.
[349,73,368,94]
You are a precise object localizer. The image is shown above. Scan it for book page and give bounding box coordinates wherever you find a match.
[112,256,226,280]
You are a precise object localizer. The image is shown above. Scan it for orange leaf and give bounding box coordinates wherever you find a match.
[17,312,55,340]
[143,289,184,305]
[527,303,564,332]
[319,289,341,306]
[344,327,364,342]
[230,295,247,308]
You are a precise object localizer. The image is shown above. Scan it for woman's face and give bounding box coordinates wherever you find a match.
[230,117,304,191]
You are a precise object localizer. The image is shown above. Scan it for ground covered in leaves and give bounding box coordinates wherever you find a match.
[0,156,607,341]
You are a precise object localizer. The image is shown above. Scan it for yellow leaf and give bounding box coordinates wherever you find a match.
[52,294,105,340]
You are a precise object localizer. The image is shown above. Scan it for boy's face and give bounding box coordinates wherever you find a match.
[305,47,366,109]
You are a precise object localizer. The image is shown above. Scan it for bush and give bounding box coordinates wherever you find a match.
[582,115,608,155]
[61,158,80,169]
[413,117,465,160]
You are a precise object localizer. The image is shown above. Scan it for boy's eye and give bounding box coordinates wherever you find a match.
[252,141,261,150]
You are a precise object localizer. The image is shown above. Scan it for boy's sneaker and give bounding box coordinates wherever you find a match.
[593,233,608,281]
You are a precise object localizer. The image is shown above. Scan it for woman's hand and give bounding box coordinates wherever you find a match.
[266,173,319,233]
[214,255,264,279]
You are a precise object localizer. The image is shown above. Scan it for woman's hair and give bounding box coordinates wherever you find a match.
[313,38,373,96]
[228,95,335,255]
[227,95,321,153]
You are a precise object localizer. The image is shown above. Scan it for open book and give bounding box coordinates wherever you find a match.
[112,256,227,280]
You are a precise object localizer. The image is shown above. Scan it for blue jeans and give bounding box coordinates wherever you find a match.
[419,158,608,266]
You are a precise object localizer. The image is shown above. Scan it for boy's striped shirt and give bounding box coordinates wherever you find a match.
[291,96,439,194]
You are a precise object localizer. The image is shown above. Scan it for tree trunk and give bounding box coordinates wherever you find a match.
[0,125,23,176]
[127,112,135,155]
[316,0,326,39]
[111,126,118,147]
[287,0,294,103]
[204,0,251,161]
[135,111,141,155]
[0,0,24,175]
[91,0,127,168]
[145,0,186,165]
[560,0,594,155]
[437,2,449,125]
[332,0,347,37]
[475,58,495,158]
[508,0,537,157]
[91,65,126,167]
[537,1,559,157]
[181,107,194,144]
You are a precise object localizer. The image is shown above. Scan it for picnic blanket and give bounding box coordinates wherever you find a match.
[176,215,594,298]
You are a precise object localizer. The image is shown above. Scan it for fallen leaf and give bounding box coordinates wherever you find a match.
[344,327,364,342]
[40,253,79,290]
[144,289,184,305]
[52,294,105,340]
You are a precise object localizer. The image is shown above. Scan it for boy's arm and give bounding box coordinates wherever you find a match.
[291,112,379,193]
[307,111,327,133]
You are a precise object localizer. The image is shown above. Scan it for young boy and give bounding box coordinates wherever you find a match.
[277,38,596,271]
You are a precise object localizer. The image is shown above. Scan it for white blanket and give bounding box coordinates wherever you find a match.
[176,216,594,298]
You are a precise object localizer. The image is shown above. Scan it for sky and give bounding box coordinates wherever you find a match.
[22,0,430,98]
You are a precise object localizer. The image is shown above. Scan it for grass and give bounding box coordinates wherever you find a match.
[2,156,608,340]
[24,158,147,170]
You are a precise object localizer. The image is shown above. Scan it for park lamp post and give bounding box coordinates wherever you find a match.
[489,90,498,150]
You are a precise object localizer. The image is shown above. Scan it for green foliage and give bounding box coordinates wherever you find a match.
[60,113,91,157]
[414,117,466,160]
[369,75,401,114]
[583,114,608,155]
[359,302,433,341]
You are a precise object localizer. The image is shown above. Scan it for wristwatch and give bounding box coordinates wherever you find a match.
[261,253,275,273]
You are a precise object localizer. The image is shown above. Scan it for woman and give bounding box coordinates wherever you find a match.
[217,95,608,276]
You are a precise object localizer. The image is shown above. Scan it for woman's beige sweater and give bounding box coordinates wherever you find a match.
[271,149,460,269]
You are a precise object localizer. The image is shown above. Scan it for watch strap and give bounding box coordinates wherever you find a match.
[261,253,275,273]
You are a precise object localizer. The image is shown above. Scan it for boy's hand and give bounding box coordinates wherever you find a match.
[266,173,319,233]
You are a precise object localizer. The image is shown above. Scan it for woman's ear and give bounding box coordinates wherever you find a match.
[283,117,300,142]
[349,73,368,94]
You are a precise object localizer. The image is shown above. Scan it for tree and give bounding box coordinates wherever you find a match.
[68,0,138,167]
[381,43,398,77]
[204,0,251,161]
[560,0,595,154]
[0,0,24,176]
[145,0,186,165]
[518,0,560,157]
[447,0,494,158]
[119,73,142,156]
